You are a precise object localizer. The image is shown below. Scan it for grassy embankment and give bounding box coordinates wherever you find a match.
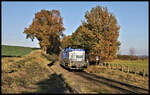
[1,45,68,94]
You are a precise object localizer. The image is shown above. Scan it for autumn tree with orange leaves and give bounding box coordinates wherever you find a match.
[61,35,72,49]
[23,9,65,54]
[69,6,121,61]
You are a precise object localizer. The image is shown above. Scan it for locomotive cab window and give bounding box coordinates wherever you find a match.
[76,55,83,58]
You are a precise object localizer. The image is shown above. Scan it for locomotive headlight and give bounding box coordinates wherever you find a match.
[69,63,72,67]
[70,63,72,67]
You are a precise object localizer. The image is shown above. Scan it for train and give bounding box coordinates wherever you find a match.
[60,47,88,70]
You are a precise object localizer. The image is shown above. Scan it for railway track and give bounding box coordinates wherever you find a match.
[74,71,149,94]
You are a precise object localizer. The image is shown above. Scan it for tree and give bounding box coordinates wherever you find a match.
[61,35,72,49]
[23,9,65,54]
[70,6,121,61]
[70,25,95,53]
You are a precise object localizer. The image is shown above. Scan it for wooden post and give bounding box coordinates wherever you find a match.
[99,61,101,66]
[107,63,108,69]
[134,67,136,75]
[111,64,113,69]
[105,62,107,67]
[121,65,123,72]
[113,64,115,70]
[127,66,129,73]
[111,64,112,69]
[116,64,118,70]
[119,65,121,71]
[143,69,145,77]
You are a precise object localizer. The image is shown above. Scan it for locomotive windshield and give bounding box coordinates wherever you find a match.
[69,51,85,62]
[76,55,83,58]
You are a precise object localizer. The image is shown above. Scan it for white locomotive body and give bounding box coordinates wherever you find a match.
[60,47,88,70]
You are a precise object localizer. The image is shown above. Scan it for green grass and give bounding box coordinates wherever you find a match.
[107,59,149,75]
[2,45,40,57]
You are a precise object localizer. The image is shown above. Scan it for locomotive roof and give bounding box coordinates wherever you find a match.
[63,47,84,52]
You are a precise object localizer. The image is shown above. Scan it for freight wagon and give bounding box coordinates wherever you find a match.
[60,47,88,70]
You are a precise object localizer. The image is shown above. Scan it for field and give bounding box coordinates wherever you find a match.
[107,59,149,75]
[2,45,40,57]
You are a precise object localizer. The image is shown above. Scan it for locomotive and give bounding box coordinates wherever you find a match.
[60,47,88,70]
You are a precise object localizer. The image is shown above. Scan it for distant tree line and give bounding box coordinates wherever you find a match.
[117,54,148,60]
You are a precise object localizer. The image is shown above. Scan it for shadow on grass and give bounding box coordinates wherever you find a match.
[47,61,55,67]
[21,73,70,94]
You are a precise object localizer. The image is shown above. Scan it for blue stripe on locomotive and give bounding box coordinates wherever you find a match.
[62,47,85,59]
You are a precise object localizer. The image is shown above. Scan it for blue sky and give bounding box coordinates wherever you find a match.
[2,1,149,56]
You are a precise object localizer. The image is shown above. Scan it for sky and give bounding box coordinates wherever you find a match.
[2,1,149,56]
